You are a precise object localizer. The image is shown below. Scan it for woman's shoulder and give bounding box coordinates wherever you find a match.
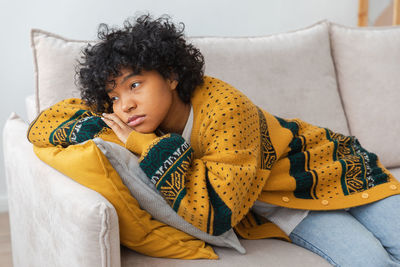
[190,75,260,130]
[191,75,250,106]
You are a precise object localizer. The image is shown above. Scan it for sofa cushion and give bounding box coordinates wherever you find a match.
[31,21,349,136]
[93,138,245,253]
[330,22,400,168]
[30,29,91,114]
[33,140,218,259]
[25,94,36,123]
[189,20,349,135]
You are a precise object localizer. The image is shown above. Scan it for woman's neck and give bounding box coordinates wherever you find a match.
[158,91,191,135]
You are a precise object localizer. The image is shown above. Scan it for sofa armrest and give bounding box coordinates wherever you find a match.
[3,112,121,267]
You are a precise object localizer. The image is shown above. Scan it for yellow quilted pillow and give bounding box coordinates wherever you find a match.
[28,99,218,259]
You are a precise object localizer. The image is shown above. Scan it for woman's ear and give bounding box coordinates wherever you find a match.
[168,73,179,90]
[169,79,178,90]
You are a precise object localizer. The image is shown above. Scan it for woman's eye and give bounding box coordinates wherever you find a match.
[110,96,119,102]
[131,82,140,89]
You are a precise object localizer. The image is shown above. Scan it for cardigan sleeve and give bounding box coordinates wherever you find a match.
[124,130,158,155]
[125,90,267,236]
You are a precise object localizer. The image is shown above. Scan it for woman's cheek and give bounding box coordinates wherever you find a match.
[112,105,123,121]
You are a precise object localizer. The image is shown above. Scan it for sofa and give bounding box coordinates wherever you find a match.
[3,19,400,267]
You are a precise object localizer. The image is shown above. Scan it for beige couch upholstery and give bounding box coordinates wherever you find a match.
[3,19,400,267]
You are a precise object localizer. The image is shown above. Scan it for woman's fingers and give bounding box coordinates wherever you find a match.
[101,114,122,138]
[101,113,133,143]
[102,113,125,129]
[101,117,119,135]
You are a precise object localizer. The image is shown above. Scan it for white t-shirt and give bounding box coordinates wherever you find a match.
[180,105,309,236]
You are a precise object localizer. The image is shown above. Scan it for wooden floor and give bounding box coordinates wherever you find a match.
[0,212,13,267]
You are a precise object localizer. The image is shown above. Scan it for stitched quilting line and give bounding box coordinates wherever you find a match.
[99,202,111,267]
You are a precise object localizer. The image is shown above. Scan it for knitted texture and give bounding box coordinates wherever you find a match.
[128,76,400,236]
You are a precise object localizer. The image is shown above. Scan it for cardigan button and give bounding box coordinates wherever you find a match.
[282,197,290,202]
[390,184,398,190]
[361,193,369,199]
[321,200,329,206]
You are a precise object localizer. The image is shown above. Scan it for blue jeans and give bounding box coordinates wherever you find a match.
[289,194,400,267]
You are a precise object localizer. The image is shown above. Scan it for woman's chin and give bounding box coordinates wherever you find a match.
[130,125,155,134]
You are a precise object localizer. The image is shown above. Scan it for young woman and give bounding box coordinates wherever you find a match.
[77,14,400,266]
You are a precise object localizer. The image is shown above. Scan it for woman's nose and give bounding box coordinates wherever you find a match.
[121,97,136,112]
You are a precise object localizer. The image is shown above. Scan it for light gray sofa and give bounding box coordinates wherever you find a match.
[3,19,400,267]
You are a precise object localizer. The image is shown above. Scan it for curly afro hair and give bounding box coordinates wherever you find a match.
[77,13,205,113]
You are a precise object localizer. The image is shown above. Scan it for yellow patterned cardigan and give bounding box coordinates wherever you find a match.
[27,75,400,241]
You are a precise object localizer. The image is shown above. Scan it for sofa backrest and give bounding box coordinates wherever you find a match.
[329,23,400,168]
[189,21,348,135]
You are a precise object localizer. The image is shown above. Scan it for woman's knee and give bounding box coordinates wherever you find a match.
[348,194,400,262]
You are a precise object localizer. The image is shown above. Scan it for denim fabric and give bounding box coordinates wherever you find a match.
[289,194,400,267]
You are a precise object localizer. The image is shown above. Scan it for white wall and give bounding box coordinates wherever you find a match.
[0,0,389,212]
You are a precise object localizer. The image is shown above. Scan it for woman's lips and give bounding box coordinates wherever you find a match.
[127,115,146,127]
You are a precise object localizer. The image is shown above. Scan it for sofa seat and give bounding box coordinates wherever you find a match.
[120,239,332,266]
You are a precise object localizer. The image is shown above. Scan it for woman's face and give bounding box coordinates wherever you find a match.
[105,68,179,134]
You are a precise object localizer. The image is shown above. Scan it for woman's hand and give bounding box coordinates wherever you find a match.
[101,113,133,144]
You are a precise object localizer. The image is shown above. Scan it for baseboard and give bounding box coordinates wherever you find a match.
[0,195,9,212]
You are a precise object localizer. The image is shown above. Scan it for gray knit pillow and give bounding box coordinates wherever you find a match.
[93,138,246,254]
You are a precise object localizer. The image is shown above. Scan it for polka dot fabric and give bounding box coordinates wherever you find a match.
[186,76,400,237]
[181,76,263,235]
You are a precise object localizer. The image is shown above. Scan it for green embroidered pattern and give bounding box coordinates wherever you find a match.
[49,110,108,147]
[257,107,277,170]
[326,129,388,195]
[139,134,192,211]
[274,116,317,199]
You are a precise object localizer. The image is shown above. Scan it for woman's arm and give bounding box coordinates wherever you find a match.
[124,92,268,236]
